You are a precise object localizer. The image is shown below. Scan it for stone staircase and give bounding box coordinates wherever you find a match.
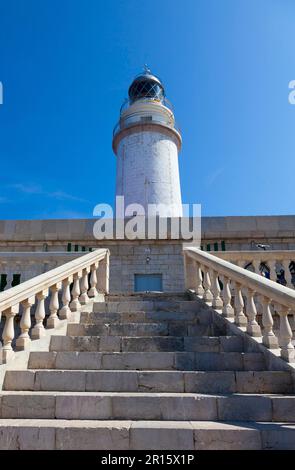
[1,293,295,450]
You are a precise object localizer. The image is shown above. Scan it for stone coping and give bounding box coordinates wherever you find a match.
[0,215,294,242]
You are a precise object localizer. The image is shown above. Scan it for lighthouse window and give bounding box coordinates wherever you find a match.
[141,116,152,122]
[129,80,164,102]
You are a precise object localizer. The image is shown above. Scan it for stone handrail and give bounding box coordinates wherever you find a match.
[0,248,110,363]
[215,251,294,288]
[184,247,295,363]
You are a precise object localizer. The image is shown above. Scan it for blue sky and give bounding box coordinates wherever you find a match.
[0,0,294,220]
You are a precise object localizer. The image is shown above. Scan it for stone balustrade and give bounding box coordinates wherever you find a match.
[184,247,295,363]
[0,249,109,363]
[215,251,295,289]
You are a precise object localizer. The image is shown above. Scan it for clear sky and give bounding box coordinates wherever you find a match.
[0,0,294,220]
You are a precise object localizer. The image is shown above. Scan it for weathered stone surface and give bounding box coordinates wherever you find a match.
[111,323,169,337]
[51,334,113,353]
[101,352,175,370]
[55,394,112,420]
[28,352,57,369]
[93,301,154,313]
[243,353,265,371]
[0,420,56,449]
[86,371,139,392]
[122,337,184,352]
[130,421,194,450]
[217,395,272,421]
[187,324,212,336]
[272,397,295,422]
[192,421,262,450]
[183,337,219,352]
[56,420,131,450]
[1,393,55,419]
[260,423,295,449]
[120,312,147,323]
[184,371,236,394]
[82,312,121,324]
[194,352,243,371]
[3,370,35,391]
[67,323,85,336]
[138,371,184,393]
[146,311,196,322]
[55,352,102,370]
[111,394,217,420]
[168,322,188,336]
[35,370,86,392]
[220,336,244,352]
[235,371,293,394]
[99,336,121,352]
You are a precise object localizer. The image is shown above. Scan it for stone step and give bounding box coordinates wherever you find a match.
[92,300,200,313]
[1,419,295,450]
[4,370,293,394]
[28,351,266,371]
[81,310,206,325]
[68,322,214,337]
[49,335,244,353]
[0,391,294,422]
[106,293,188,302]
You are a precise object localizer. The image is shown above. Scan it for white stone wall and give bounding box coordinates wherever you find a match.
[116,131,182,216]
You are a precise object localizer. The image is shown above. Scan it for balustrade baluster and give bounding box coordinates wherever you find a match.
[278,305,295,362]
[282,260,293,288]
[246,289,261,337]
[16,296,35,350]
[79,268,90,305]
[261,296,278,349]
[70,272,82,311]
[184,256,196,291]
[31,290,48,339]
[2,305,19,362]
[222,276,234,318]
[194,262,204,299]
[203,266,213,305]
[97,253,110,294]
[47,283,61,328]
[211,269,223,311]
[195,262,204,298]
[89,263,99,297]
[234,282,247,326]
[59,276,72,319]
[268,260,277,282]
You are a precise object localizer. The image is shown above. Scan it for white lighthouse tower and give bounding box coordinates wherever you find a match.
[113,66,182,217]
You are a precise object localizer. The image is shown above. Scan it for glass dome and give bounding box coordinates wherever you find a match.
[128,67,165,104]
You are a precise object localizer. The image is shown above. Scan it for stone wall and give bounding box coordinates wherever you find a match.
[0,215,294,293]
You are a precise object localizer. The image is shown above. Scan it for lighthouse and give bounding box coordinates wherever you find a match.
[112,66,183,217]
